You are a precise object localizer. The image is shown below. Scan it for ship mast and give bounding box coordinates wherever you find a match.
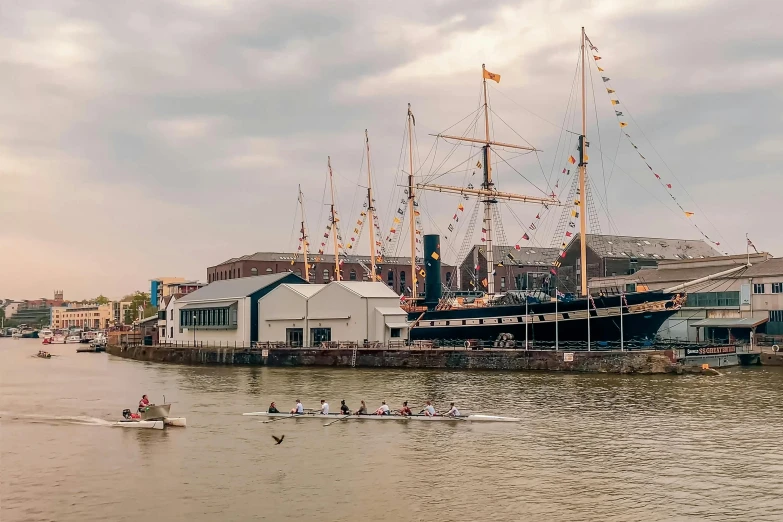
[407,103,417,300]
[365,129,377,282]
[298,184,310,282]
[327,156,341,281]
[417,65,559,298]
[579,27,589,297]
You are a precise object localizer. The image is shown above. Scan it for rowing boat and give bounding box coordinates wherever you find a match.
[113,419,164,430]
[242,412,520,423]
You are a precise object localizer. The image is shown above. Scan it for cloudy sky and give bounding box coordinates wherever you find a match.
[2,0,781,300]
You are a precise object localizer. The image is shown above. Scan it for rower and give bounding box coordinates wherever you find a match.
[339,400,350,414]
[290,399,304,415]
[138,394,150,413]
[268,402,280,414]
[445,402,460,417]
[319,400,329,415]
[399,401,412,416]
[355,400,367,415]
[374,401,390,415]
[422,400,436,417]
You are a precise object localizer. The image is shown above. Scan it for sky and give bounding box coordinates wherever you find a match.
[2,0,782,300]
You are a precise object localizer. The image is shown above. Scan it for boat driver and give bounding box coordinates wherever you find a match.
[138,394,150,413]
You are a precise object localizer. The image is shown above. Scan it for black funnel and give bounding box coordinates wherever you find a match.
[424,234,441,310]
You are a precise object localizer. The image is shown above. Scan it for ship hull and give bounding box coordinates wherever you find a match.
[409,291,681,344]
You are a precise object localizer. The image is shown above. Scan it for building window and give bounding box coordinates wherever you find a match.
[387,269,394,287]
[684,291,740,308]
[265,268,273,274]
[773,283,783,294]
[349,269,357,281]
[323,269,330,282]
[500,277,506,290]
[446,272,451,285]
[286,328,304,347]
[754,283,765,294]
[170,327,173,337]
[770,310,783,322]
[251,267,258,276]
[390,328,401,338]
[310,327,331,345]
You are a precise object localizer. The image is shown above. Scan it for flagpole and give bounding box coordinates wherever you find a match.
[525,293,529,351]
[620,292,624,352]
[555,285,559,352]
[746,232,749,266]
[328,156,341,281]
[407,104,417,300]
[587,293,591,352]
[365,129,376,282]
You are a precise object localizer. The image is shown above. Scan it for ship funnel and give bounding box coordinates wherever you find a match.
[423,234,442,310]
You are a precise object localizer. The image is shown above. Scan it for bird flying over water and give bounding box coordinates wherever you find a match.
[272,435,285,445]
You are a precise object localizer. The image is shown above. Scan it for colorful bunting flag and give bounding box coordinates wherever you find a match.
[602,76,610,82]
[458,203,464,211]
[619,122,628,128]
[515,244,521,250]
[607,89,615,94]
[684,212,694,217]
[522,233,530,241]
[476,160,482,169]
[598,66,604,72]
[568,156,576,164]
[611,99,620,105]
[482,69,501,83]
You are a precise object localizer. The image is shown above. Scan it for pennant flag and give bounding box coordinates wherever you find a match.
[476,160,482,169]
[585,34,597,51]
[565,231,573,237]
[481,238,486,242]
[507,252,515,260]
[393,217,401,224]
[568,156,576,164]
[323,233,329,239]
[475,264,480,271]
[568,222,575,228]
[419,269,426,277]
[397,208,404,215]
[747,238,759,253]
[522,233,530,241]
[481,228,487,233]
[593,55,601,60]
[458,203,464,211]
[611,99,620,105]
[684,211,694,218]
[574,199,581,205]
[414,210,421,216]
[390,228,396,233]
[515,244,521,250]
[607,89,615,94]
[555,181,559,188]
[598,66,604,72]
[654,173,661,179]
[360,212,366,217]
[562,168,567,174]
[561,242,566,248]
[529,223,536,230]
[584,154,589,162]
[550,268,558,275]
[482,69,501,83]
[535,213,540,219]
[481,278,488,288]
[666,183,672,189]
[571,210,578,217]
[353,228,359,234]
[453,213,458,220]
[602,76,610,82]
[346,243,352,249]
[431,251,440,260]
[567,169,571,175]
[619,122,628,128]
[448,224,454,232]
[615,111,623,116]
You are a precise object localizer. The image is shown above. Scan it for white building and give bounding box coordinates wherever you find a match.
[168,272,305,347]
[258,281,409,347]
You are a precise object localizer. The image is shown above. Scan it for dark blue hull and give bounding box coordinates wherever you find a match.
[409,291,680,343]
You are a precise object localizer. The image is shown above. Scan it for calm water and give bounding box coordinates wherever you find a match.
[2,337,783,521]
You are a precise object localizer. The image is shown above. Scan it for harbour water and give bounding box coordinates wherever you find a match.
[3,337,783,521]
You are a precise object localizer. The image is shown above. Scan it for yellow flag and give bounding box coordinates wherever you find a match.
[431,251,440,260]
[607,89,615,94]
[685,211,694,218]
[414,210,421,216]
[481,278,488,288]
[619,122,628,128]
[419,269,426,277]
[476,160,482,169]
[458,203,464,211]
[393,217,401,224]
[598,66,604,72]
[584,154,589,162]
[482,69,501,83]
[611,99,620,105]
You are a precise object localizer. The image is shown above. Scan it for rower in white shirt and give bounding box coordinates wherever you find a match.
[445,402,460,417]
[319,400,329,415]
[423,400,436,417]
[290,399,304,414]
[374,401,390,415]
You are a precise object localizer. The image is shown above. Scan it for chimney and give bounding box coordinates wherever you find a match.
[423,234,441,310]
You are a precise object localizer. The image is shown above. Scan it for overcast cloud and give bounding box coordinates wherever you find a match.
[2,0,781,300]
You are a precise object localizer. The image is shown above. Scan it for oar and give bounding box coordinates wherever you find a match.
[323,415,352,427]
[262,415,300,424]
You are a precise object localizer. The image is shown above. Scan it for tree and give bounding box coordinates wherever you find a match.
[94,295,110,305]
[121,291,155,324]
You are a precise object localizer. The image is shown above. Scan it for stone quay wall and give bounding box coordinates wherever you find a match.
[107,344,684,374]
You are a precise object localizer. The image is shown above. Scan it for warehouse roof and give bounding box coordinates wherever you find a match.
[213,252,454,267]
[178,273,303,302]
[329,281,400,299]
[583,233,722,259]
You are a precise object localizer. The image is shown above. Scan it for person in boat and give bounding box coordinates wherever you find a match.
[445,402,460,417]
[399,401,412,416]
[339,400,350,414]
[319,400,329,415]
[374,401,390,415]
[138,394,150,413]
[355,400,367,415]
[268,402,280,414]
[290,399,304,415]
[422,400,436,417]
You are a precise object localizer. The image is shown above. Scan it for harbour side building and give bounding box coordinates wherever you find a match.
[51,303,114,329]
[206,252,454,297]
[589,252,783,343]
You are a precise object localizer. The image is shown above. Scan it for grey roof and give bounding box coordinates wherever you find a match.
[212,252,454,267]
[178,273,299,302]
[181,300,238,310]
[464,245,561,267]
[744,258,783,277]
[691,317,768,328]
[584,233,722,260]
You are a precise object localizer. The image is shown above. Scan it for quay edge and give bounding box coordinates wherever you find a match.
[106,344,724,375]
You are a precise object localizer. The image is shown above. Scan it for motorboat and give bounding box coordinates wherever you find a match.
[39,328,54,340]
[140,403,172,420]
[115,403,186,428]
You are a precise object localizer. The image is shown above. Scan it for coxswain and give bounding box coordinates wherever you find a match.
[355,400,368,415]
[422,400,436,417]
[339,400,350,414]
[319,399,329,415]
[445,402,460,417]
[399,401,412,416]
[374,401,390,415]
[290,399,304,415]
[268,402,280,414]
[138,394,150,413]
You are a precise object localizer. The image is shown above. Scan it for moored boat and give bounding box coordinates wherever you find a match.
[243,411,520,423]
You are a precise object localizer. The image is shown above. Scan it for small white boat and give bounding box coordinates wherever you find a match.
[39,329,54,340]
[243,412,520,423]
[65,335,82,344]
[113,419,164,430]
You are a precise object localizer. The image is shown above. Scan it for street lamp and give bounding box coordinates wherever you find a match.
[193,312,197,347]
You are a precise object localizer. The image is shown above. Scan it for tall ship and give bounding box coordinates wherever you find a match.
[396,28,741,347]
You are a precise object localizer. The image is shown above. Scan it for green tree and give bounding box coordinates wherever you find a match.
[93,295,110,305]
[121,291,155,323]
